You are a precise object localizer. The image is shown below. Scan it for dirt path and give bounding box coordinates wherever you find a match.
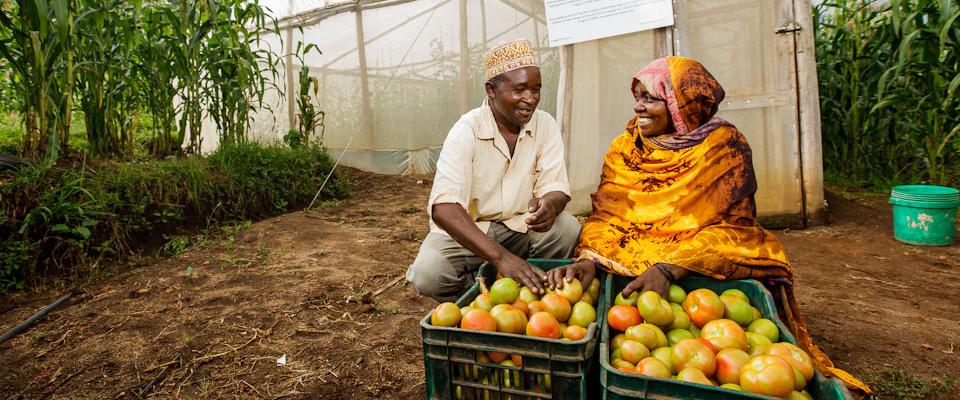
[0,170,957,399]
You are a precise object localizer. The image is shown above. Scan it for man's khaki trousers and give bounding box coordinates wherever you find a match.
[405,213,581,302]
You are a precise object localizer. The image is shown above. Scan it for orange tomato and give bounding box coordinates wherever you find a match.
[487,351,509,363]
[541,293,572,322]
[460,309,497,331]
[563,325,588,341]
[683,289,725,328]
[700,319,748,351]
[671,338,717,376]
[607,304,642,332]
[635,357,672,378]
[525,311,562,339]
[511,299,529,315]
[767,342,814,382]
[739,355,795,397]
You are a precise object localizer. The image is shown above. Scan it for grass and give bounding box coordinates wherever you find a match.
[864,367,956,400]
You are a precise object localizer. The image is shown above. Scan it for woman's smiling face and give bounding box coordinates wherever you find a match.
[633,82,673,137]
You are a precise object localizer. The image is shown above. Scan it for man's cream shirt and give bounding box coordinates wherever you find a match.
[428,99,570,236]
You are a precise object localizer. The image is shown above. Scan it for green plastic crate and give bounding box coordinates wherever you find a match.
[421,259,606,400]
[599,274,854,400]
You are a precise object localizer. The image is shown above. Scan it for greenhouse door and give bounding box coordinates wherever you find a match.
[674,0,810,227]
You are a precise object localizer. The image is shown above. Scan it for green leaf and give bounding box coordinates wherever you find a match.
[52,224,71,233]
[74,226,91,239]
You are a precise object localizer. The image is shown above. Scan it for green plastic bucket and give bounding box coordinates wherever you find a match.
[889,185,959,246]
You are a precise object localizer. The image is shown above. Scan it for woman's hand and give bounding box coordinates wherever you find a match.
[546,259,596,290]
[621,263,678,298]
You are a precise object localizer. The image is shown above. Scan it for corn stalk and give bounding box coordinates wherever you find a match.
[816,0,960,186]
[0,0,75,161]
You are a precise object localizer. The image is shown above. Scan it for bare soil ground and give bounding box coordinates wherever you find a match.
[0,170,957,399]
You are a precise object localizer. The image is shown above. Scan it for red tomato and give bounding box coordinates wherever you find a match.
[607,304,642,332]
[739,355,795,397]
[671,338,717,376]
[683,289,725,328]
[715,348,751,385]
[701,319,748,352]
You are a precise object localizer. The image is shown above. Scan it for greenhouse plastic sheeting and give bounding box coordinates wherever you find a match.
[201,0,824,224]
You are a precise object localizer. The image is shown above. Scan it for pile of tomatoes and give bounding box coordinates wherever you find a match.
[606,285,816,399]
[431,276,601,358]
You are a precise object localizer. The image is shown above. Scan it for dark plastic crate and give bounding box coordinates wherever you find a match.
[421,259,606,400]
[599,274,854,399]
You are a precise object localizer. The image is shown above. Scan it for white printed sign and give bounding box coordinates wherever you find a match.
[544,0,675,47]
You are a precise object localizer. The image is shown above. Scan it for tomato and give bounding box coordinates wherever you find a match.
[460,309,497,331]
[696,337,718,354]
[677,367,714,386]
[431,302,461,327]
[525,312,561,339]
[721,288,749,302]
[625,324,659,350]
[640,323,669,349]
[720,383,742,391]
[510,354,523,367]
[700,319,748,351]
[619,340,651,364]
[611,358,635,370]
[668,284,687,304]
[614,291,639,306]
[667,328,694,346]
[511,299,529,315]
[747,318,780,342]
[683,288,725,328]
[607,304,642,332]
[651,347,675,374]
[767,342,814,383]
[739,355,795,397]
[611,333,627,350]
[667,303,691,330]
[671,338,717,376]
[487,351,508,363]
[714,348,751,385]
[746,332,773,356]
[635,357,672,378]
[719,294,755,326]
[637,291,674,326]
[541,293,572,322]
[563,325,587,340]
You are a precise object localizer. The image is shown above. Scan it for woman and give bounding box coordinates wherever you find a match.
[547,56,868,395]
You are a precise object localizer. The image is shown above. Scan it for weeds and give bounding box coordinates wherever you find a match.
[0,142,350,292]
[864,367,955,399]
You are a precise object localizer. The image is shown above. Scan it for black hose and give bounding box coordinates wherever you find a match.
[0,293,72,344]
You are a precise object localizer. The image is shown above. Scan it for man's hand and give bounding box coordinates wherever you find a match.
[495,253,547,295]
[526,195,562,232]
[546,259,596,291]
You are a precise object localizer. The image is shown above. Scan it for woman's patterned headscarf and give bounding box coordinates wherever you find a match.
[631,57,728,150]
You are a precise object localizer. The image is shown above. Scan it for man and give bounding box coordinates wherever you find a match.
[406,39,580,302]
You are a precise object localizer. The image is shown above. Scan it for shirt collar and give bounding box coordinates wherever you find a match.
[479,98,535,139]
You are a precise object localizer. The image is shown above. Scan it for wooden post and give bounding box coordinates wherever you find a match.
[458,0,470,113]
[793,0,825,226]
[285,26,296,135]
[355,3,372,148]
